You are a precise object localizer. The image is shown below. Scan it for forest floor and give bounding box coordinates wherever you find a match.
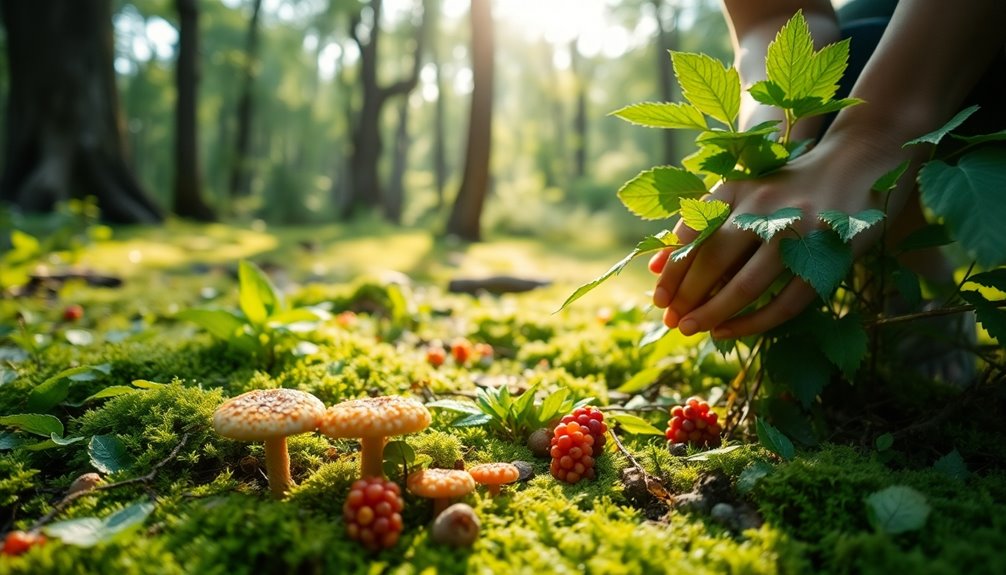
[1,221,1005,574]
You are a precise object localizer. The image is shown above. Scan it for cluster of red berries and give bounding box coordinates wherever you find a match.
[2,531,46,556]
[549,406,607,484]
[426,338,493,368]
[665,397,721,448]
[343,477,405,551]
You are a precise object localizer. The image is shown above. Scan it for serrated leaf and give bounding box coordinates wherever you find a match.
[684,444,742,461]
[818,313,868,378]
[617,166,708,220]
[897,223,952,253]
[682,145,738,180]
[804,38,850,101]
[606,413,664,436]
[872,161,911,193]
[866,485,931,534]
[0,414,64,437]
[950,128,1006,145]
[611,102,707,130]
[875,433,894,452]
[738,460,774,493]
[672,52,740,128]
[238,260,282,326]
[765,11,815,100]
[44,500,154,548]
[764,337,832,407]
[960,291,1006,343]
[671,199,731,261]
[780,230,853,300]
[88,435,132,474]
[790,97,863,120]
[933,449,968,481]
[426,399,483,415]
[892,266,922,309]
[733,208,803,241]
[756,418,795,460]
[27,366,102,412]
[919,148,1006,267]
[748,80,786,107]
[82,386,137,403]
[738,139,790,176]
[559,231,678,310]
[176,309,247,341]
[967,269,1006,293]
[904,105,980,147]
[819,209,886,242]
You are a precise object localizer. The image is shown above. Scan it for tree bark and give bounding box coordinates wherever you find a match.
[653,0,679,165]
[386,97,410,223]
[431,12,448,210]
[446,0,494,241]
[0,0,162,223]
[228,0,263,201]
[343,0,427,220]
[173,0,215,221]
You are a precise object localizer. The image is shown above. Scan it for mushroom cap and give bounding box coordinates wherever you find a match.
[319,395,431,439]
[468,462,520,486]
[407,468,475,499]
[213,388,325,441]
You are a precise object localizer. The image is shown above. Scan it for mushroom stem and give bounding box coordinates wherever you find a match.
[263,436,293,499]
[433,497,451,517]
[487,484,501,497]
[360,435,387,478]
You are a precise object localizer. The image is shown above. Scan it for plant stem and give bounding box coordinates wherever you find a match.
[870,301,1005,326]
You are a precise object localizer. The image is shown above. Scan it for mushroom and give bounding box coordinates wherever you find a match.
[407,468,476,517]
[431,503,480,547]
[468,462,520,497]
[319,395,431,478]
[213,388,325,499]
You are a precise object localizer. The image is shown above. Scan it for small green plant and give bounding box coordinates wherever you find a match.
[177,260,328,369]
[427,383,593,441]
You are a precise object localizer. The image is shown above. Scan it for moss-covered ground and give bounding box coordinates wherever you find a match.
[2,221,1004,574]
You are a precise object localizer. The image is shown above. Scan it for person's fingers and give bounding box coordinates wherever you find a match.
[662,305,680,330]
[675,245,783,336]
[648,249,671,275]
[711,278,818,339]
[668,230,759,327]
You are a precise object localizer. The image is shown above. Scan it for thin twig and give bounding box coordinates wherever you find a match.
[29,433,189,533]
[868,302,1005,326]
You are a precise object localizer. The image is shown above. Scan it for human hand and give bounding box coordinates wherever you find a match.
[649,130,915,339]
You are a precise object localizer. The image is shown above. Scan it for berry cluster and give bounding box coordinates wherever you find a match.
[426,339,494,368]
[549,406,607,484]
[665,397,721,448]
[343,477,405,551]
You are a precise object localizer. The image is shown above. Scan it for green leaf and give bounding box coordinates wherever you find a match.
[804,39,850,101]
[0,414,64,437]
[538,388,570,426]
[81,386,137,403]
[733,208,803,241]
[892,266,922,309]
[606,413,664,436]
[684,444,742,461]
[933,449,968,481]
[737,460,774,493]
[682,145,737,180]
[27,366,102,412]
[748,80,786,107]
[176,309,247,341]
[872,161,911,193]
[426,399,483,416]
[756,418,795,460]
[451,413,493,428]
[671,51,740,128]
[919,148,1006,267]
[88,435,132,474]
[764,337,832,407]
[610,102,707,130]
[617,166,708,220]
[765,10,815,100]
[960,291,1006,343]
[558,231,678,310]
[950,128,1006,145]
[131,379,168,389]
[512,386,539,424]
[780,230,853,300]
[382,440,416,466]
[904,105,980,147]
[967,269,1006,293]
[896,223,952,253]
[817,313,868,378]
[44,500,154,548]
[615,365,666,394]
[865,486,931,534]
[790,97,863,120]
[875,433,894,452]
[50,433,86,446]
[819,209,885,242]
[238,260,283,326]
[738,139,790,177]
[671,199,731,261]
[267,308,326,325]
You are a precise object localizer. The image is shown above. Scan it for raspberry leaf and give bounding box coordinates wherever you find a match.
[896,223,952,253]
[950,128,1006,145]
[966,268,1006,293]
[933,449,969,481]
[790,96,863,120]
[804,38,850,101]
[765,10,814,101]
[756,418,795,460]
[748,80,786,107]
[617,166,707,220]
[671,199,731,261]
[818,209,885,242]
[764,337,832,407]
[0,414,63,437]
[671,51,740,129]
[871,161,910,193]
[733,207,803,242]
[866,486,931,534]
[904,105,980,147]
[780,230,853,300]
[88,434,132,474]
[960,290,1006,343]
[816,313,868,378]
[610,102,707,130]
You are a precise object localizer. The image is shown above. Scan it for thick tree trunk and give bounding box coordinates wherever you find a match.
[343,0,427,220]
[173,0,215,221]
[432,44,447,209]
[446,0,493,241]
[386,97,411,223]
[0,0,162,223]
[228,0,263,201]
[653,0,679,165]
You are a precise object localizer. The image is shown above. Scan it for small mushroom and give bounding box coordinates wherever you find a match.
[468,462,520,497]
[213,388,325,499]
[67,473,102,496]
[431,503,480,547]
[407,468,475,517]
[319,395,431,478]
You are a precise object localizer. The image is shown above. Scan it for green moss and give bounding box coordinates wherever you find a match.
[408,430,464,468]
[517,328,645,388]
[0,454,38,508]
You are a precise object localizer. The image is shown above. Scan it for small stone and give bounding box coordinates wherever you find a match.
[710,502,736,526]
[527,428,552,458]
[510,460,534,482]
[431,503,480,547]
[672,492,709,514]
[667,441,688,457]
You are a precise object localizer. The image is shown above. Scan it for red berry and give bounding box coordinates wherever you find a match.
[665,398,721,449]
[549,406,606,484]
[62,305,84,322]
[2,531,46,556]
[426,346,446,367]
[344,477,404,551]
[451,338,473,365]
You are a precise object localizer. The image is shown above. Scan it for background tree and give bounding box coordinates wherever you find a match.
[228,0,264,203]
[173,0,214,221]
[0,0,162,223]
[446,0,493,241]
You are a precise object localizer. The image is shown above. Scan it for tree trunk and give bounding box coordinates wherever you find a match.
[228,0,263,201]
[570,40,588,179]
[343,0,427,220]
[173,0,215,221]
[653,0,679,165]
[0,0,162,223]
[432,32,447,209]
[446,0,493,241]
[385,97,410,223]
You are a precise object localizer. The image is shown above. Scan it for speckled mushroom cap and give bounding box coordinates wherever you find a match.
[407,469,476,499]
[319,395,431,438]
[468,463,520,487]
[213,388,325,441]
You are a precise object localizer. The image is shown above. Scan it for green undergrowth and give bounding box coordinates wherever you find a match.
[2,224,1004,574]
